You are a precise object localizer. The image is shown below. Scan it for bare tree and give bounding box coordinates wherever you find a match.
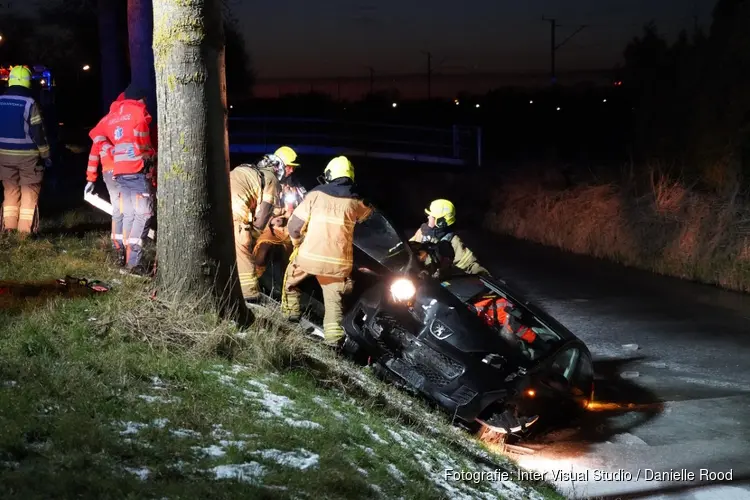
[152,0,251,322]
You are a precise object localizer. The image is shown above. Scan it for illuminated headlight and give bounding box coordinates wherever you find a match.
[390,278,416,303]
[284,193,297,205]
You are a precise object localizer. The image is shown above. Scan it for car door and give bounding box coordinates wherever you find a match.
[529,346,583,414]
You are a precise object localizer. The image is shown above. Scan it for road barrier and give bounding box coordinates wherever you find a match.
[228,116,482,166]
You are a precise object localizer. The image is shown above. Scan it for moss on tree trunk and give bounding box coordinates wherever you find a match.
[153,0,250,323]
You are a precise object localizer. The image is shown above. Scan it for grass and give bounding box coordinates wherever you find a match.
[0,212,562,499]
[483,166,750,293]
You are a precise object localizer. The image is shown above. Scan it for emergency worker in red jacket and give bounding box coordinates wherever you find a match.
[88,85,155,275]
[85,92,125,264]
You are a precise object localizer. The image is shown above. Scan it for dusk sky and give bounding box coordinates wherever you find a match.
[235,0,717,79]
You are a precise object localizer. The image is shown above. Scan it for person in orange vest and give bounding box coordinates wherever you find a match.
[88,84,155,276]
[281,156,372,346]
[0,66,52,235]
[85,92,126,265]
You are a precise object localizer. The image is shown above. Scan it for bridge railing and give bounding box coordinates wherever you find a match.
[228,116,482,166]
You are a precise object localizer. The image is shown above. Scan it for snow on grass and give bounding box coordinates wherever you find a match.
[118,421,148,436]
[387,429,408,447]
[312,395,347,421]
[254,448,320,470]
[170,428,202,439]
[138,394,181,404]
[210,462,266,483]
[387,463,406,483]
[283,418,322,429]
[2,381,17,387]
[356,445,377,458]
[193,445,227,458]
[124,466,150,481]
[362,424,388,445]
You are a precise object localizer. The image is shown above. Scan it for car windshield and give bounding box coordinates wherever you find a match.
[353,210,411,273]
[440,276,564,361]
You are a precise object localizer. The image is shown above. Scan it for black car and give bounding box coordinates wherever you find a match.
[259,209,594,435]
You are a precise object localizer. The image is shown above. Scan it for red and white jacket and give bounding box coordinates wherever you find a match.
[88,96,155,178]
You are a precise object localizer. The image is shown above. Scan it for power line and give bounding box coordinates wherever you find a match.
[542,16,588,84]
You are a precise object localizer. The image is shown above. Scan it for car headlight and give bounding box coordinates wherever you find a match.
[390,278,416,303]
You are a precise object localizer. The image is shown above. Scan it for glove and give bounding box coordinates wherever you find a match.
[43,158,53,169]
[84,182,95,195]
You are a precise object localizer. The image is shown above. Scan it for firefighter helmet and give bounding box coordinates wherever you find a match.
[425,199,456,227]
[324,156,355,182]
[9,66,32,89]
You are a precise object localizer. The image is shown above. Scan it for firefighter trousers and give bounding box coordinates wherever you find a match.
[102,170,124,251]
[0,154,43,234]
[116,173,153,269]
[281,255,347,345]
[235,220,260,299]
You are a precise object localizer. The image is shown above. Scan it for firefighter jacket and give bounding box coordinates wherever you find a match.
[410,223,489,276]
[229,165,280,228]
[0,86,50,159]
[287,178,372,278]
[89,98,154,177]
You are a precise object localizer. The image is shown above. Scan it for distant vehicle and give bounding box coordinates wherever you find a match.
[260,207,595,437]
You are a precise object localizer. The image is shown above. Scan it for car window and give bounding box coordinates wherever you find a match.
[550,347,580,381]
[570,352,594,398]
[467,291,563,361]
[353,210,411,272]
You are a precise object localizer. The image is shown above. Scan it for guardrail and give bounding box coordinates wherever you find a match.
[228,116,482,166]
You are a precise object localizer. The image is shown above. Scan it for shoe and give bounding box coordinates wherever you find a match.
[286,313,301,323]
[116,249,126,267]
[120,265,152,278]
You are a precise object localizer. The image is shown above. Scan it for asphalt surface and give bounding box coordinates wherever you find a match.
[458,231,750,499]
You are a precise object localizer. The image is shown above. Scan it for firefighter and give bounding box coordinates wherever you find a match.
[89,84,155,275]
[409,199,489,277]
[0,66,52,234]
[85,92,126,265]
[231,146,299,302]
[281,156,372,346]
[253,177,307,279]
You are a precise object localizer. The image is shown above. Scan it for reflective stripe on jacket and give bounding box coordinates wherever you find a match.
[88,99,154,177]
[0,87,50,158]
[287,190,372,278]
[86,139,115,182]
[229,165,280,225]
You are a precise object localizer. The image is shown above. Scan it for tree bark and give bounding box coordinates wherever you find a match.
[98,0,126,112]
[128,0,157,117]
[153,0,251,322]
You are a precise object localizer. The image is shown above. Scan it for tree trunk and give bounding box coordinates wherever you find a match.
[152,0,251,322]
[127,0,157,117]
[98,0,126,113]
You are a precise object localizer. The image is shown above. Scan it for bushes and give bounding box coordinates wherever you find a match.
[484,168,750,292]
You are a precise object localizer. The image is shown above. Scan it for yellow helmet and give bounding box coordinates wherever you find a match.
[324,156,355,182]
[9,66,32,89]
[425,199,456,227]
[273,146,299,167]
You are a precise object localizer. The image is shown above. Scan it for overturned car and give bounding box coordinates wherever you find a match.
[259,209,594,436]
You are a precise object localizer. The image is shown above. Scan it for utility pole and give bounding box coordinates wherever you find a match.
[542,16,587,84]
[420,50,432,100]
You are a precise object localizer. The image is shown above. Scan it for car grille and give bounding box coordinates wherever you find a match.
[451,385,478,406]
[370,312,464,388]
